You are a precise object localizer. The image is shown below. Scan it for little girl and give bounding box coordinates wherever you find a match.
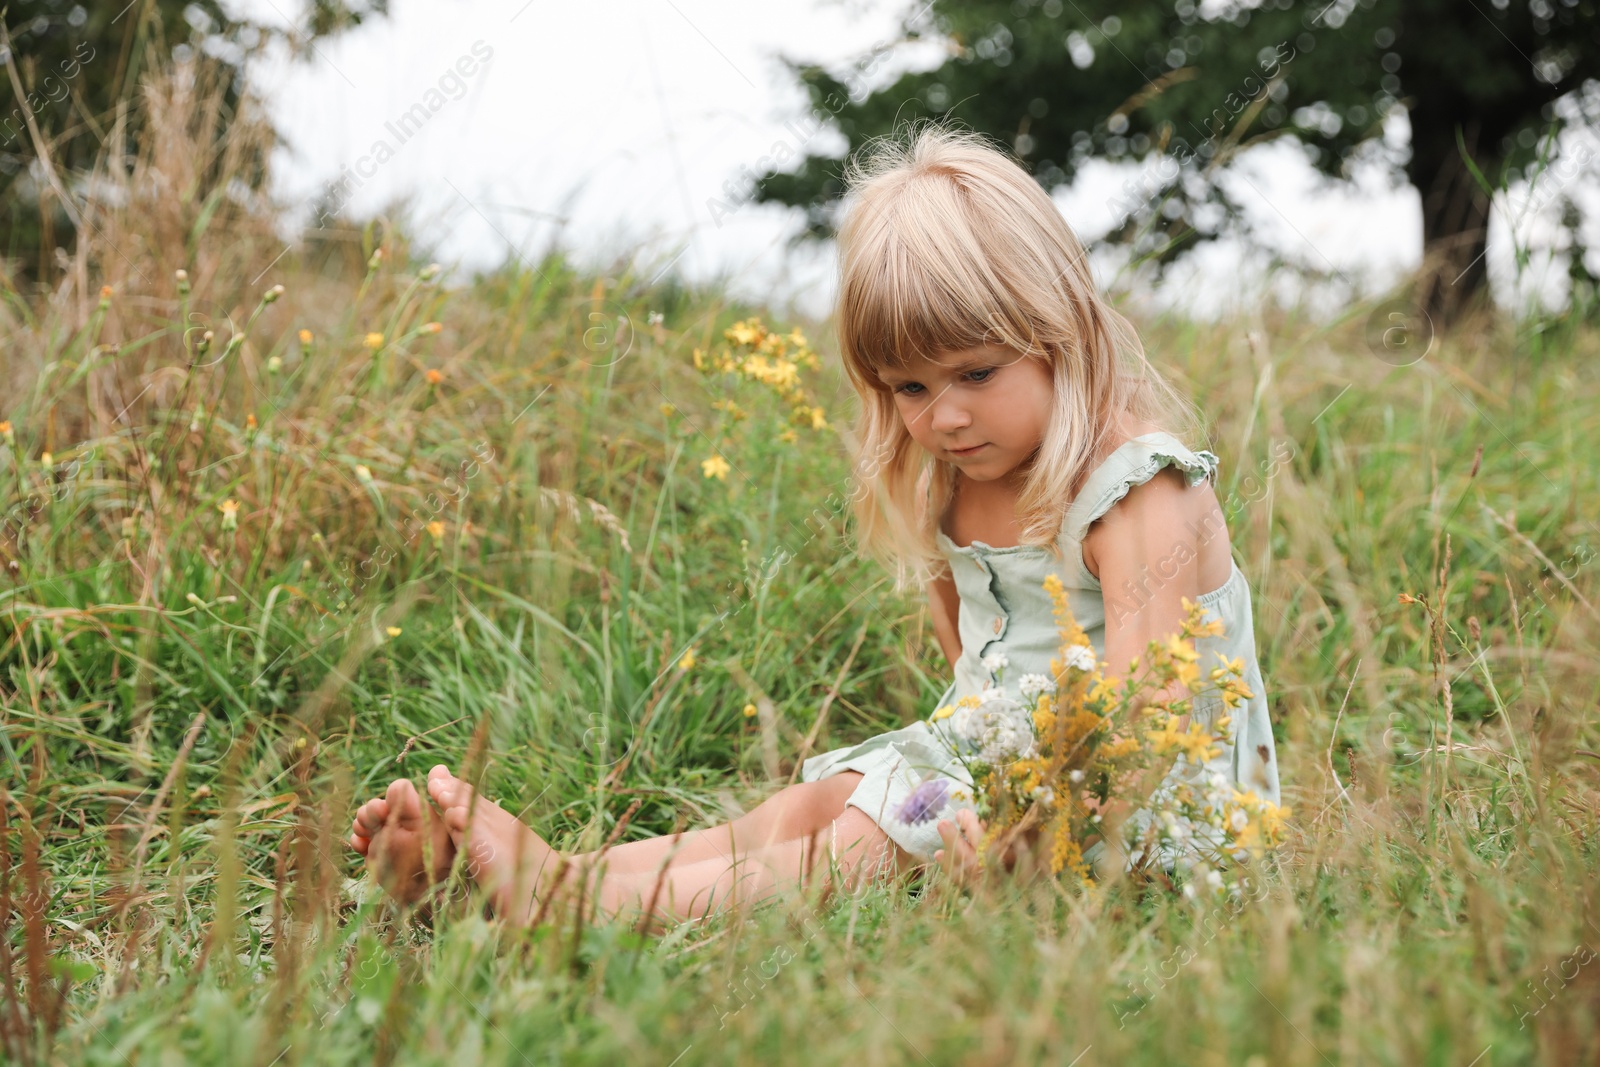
[349,124,1282,930]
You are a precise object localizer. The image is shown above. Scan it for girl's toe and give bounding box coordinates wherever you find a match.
[427,775,456,807]
[355,798,389,835]
[441,804,470,835]
[385,778,422,827]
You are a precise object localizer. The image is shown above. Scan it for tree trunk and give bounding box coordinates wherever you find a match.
[1408,113,1494,330]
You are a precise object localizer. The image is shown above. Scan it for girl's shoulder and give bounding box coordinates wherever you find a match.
[1065,426,1221,547]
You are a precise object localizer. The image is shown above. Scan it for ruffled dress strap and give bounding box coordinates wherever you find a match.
[1060,431,1221,546]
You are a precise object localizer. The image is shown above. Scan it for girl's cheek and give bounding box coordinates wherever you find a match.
[891,397,918,427]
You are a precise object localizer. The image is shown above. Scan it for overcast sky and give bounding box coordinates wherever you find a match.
[243,0,1597,322]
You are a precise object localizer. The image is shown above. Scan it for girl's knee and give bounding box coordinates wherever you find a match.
[830,807,913,876]
[793,772,862,830]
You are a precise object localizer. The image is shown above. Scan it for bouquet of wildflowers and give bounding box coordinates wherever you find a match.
[901,573,1290,898]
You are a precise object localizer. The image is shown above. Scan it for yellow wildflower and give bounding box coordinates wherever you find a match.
[354,464,374,485]
[1172,727,1220,764]
[1089,676,1121,704]
[931,704,956,721]
[1181,597,1225,636]
[701,455,731,481]
[742,703,758,718]
[1145,714,1182,755]
[386,626,402,637]
[298,328,313,346]
[1100,735,1142,759]
[364,332,384,350]
[1176,659,1203,693]
[425,369,443,385]
[1162,632,1199,663]
[218,499,239,531]
[678,648,698,671]
[426,520,445,544]
[1259,800,1291,842]
[0,420,13,446]
[1209,652,1245,682]
[725,319,763,346]
[779,429,798,444]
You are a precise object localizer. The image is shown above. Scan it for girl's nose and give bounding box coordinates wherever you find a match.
[929,395,971,434]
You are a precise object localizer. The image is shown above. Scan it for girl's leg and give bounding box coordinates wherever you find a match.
[350,766,866,907]
[427,767,923,931]
[588,806,919,933]
[568,771,867,876]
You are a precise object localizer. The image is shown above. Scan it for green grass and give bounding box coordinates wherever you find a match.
[4,71,1600,1067]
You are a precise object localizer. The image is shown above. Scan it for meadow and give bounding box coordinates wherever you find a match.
[2,66,1599,1066]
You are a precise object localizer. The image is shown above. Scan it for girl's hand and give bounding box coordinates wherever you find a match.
[934,810,1042,886]
[933,809,985,887]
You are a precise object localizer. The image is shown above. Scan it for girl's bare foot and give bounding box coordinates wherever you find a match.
[425,764,567,925]
[349,776,456,904]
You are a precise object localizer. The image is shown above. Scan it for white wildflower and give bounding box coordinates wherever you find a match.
[949,691,1035,766]
[1018,673,1057,700]
[981,651,1009,674]
[1067,768,1084,783]
[1059,644,1096,672]
[1229,808,1249,833]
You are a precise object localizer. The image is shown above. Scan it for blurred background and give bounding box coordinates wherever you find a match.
[4,0,1598,323]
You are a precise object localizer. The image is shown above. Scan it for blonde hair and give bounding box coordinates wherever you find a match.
[835,121,1203,586]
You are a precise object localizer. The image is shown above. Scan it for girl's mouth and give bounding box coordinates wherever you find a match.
[948,443,988,457]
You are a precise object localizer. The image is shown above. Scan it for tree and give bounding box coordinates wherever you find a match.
[752,0,1600,327]
[0,0,387,282]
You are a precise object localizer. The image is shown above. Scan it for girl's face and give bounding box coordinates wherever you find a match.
[876,343,1054,484]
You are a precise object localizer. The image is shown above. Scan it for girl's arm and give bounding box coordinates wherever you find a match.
[927,569,962,667]
[1088,467,1225,723]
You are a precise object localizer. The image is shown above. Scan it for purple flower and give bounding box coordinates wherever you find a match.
[896,778,951,825]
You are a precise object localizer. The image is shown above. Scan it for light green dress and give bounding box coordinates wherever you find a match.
[798,431,1283,867]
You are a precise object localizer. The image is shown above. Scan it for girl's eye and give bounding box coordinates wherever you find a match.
[894,382,925,396]
[966,367,995,383]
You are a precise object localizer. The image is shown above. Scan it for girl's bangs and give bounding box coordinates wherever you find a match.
[843,240,1021,383]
